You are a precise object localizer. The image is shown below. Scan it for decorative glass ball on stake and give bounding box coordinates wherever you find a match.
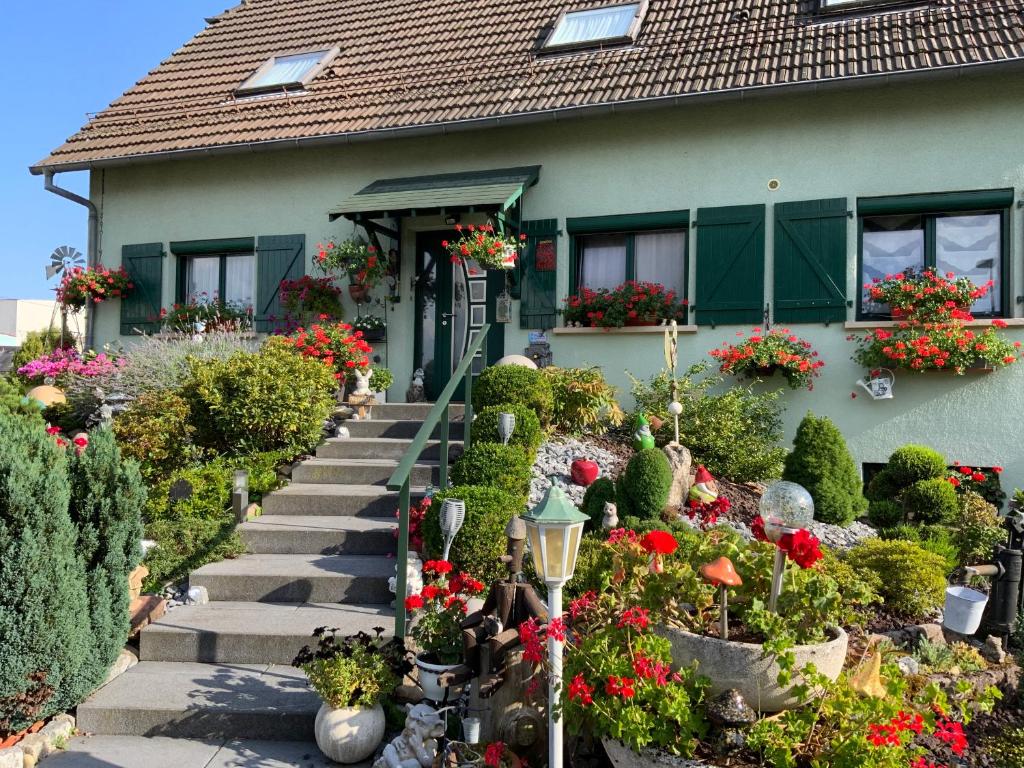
[663,321,682,445]
[758,481,813,612]
[498,412,516,446]
[439,498,466,561]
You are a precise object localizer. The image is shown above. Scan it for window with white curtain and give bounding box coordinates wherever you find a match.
[544,3,644,50]
[577,229,687,296]
[238,49,335,94]
[185,253,256,311]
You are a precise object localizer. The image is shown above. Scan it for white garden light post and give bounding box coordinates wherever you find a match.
[521,486,589,768]
[758,481,814,613]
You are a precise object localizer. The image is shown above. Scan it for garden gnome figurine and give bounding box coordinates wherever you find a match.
[601,501,619,530]
[374,703,445,768]
[407,368,426,403]
[632,413,656,451]
[689,465,719,505]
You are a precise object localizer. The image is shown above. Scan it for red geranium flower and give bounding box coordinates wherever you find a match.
[404,594,424,611]
[423,559,453,575]
[568,674,594,706]
[640,530,677,555]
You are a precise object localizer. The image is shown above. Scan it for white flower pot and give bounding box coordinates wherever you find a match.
[314,702,386,764]
[416,653,465,703]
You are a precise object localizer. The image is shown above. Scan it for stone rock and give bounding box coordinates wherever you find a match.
[706,688,756,726]
[39,716,74,745]
[244,503,261,520]
[17,735,46,762]
[897,656,920,675]
[529,438,625,508]
[981,635,1007,664]
[102,647,139,686]
[913,623,947,647]
[22,754,34,768]
[662,444,692,509]
[127,564,149,601]
[187,585,210,605]
[0,746,24,768]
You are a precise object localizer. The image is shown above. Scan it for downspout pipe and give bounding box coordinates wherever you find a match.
[44,170,98,350]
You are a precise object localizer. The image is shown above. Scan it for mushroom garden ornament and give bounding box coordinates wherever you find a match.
[700,556,742,641]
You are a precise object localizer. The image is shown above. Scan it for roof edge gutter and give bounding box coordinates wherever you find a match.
[43,170,99,350]
[29,56,1024,175]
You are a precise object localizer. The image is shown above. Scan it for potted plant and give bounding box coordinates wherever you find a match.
[405,560,485,701]
[57,265,134,312]
[353,315,386,342]
[293,627,407,764]
[318,239,388,303]
[709,327,824,390]
[280,275,343,322]
[160,299,253,333]
[562,282,688,328]
[443,224,525,270]
[278,319,372,392]
[369,366,394,397]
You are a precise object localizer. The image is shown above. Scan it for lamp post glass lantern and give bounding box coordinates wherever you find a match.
[521,486,589,768]
[232,470,249,525]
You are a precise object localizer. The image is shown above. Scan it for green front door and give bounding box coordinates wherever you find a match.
[414,231,504,401]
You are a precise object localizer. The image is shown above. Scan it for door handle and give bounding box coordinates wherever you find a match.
[440,312,455,319]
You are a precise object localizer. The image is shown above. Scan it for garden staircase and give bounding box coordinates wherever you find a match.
[66,403,464,763]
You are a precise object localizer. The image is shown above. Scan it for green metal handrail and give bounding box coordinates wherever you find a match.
[387,323,490,638]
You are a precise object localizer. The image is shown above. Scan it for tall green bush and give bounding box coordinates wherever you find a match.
[0,412,91,735]
[64,429,145,704]
[782,413,866,526]
[473,404,543,455]
[471,365,554,425]
[450,443,532,505]
[10,327,65,374]
[424,485,519,584]
[617,448,672,520]
[885,445,947,487]
[953,491,1006,566]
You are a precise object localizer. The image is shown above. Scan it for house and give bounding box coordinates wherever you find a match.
[0,299,60,344]
[32,0,1024,492]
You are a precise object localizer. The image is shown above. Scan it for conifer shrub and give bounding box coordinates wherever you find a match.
[424,485,519,583]
[471,365,554,426]
[782,412,866,526]
[582,477,617,530]
[867,499,905,528]
[953,491,1006,566]
[450,443,532,505]
[616,448,672,520]
[902,476,959,524]
[0,412,91,735]
[885,445,947,488]
[473,404,543,456]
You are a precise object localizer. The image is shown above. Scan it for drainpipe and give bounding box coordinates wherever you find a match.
[44,170,98,350]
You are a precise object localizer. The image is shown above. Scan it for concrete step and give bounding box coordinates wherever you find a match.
[141,602,395,664]
[292,458,439,486]
[239,515,396,555]
[48,735,343,768]
[75,662,319,741]
[372,402,464,420]
[261,483,423,517]
[317,436,463,461]
[344,419,464,440]
[189,554,393,603]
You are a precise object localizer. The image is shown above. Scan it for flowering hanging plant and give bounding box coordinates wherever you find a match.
[279,275,343,320]
[57,266,133,311]
[404,559,485,664]
[160,299,253,333]
[849,269,1020,373]
[277,318,372,381]
[316,238,388,287]
[562,281,689,328]
[443,224,525,270]
[17,348,126,386]
[352,315,386,332]
[709,327,824,390]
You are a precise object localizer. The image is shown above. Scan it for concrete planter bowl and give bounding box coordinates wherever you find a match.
[314,702,386,764]
[658,625,848,712]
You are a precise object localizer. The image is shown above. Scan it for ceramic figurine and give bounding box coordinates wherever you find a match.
[352,368,372,396]
[632,413,656,451]
[373,703,445,768]
[689,465,719,505]
[407,368,426,403]
[601,501,619,530]
[388,552,424,597]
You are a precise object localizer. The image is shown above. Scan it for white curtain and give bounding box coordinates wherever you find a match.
[225,254,256,309]
[580,235,627,291]
[634,232,686,296]
[549,4,637,46]
[936,214,1001,314]
[186,258,219,303]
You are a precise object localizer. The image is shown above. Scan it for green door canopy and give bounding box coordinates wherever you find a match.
[328,166,541,221]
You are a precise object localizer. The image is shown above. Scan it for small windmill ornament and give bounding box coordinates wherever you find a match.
[46,245,84,280]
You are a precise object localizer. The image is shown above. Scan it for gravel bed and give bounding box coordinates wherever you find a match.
[529,438,627,507]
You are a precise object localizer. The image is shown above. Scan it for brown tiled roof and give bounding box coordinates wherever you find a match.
[33,0,1024,171]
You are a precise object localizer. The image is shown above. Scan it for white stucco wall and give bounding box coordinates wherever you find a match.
[84,71,1024,493]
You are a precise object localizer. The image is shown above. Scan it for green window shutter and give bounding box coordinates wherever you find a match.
[255,234,305,332]
[519,219,559,330]
[773,198,848,324]
[120,243,165,335]
[694,204,765,326]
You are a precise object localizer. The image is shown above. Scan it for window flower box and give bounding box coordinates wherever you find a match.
[562,281,687,328]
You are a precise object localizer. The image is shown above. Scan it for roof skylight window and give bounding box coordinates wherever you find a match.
[237,47,338,95]
[543,2,647,51]
[818,0,912,12]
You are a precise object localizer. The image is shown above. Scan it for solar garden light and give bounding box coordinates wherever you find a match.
[498,412,516,446]
[232,469,249,525]
[439,498,466,561]
[758,481,814,613]
[521,486,589,768]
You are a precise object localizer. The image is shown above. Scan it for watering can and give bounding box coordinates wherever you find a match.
[856,368,894,400]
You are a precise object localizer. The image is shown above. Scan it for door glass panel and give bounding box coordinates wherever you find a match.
[225,254,255,310]
[935,214,1001,314]
[420,251,438,391]
[861,215,924,315]
[635,231,686,296]
[186,257,219,303]
[451,262,469,376]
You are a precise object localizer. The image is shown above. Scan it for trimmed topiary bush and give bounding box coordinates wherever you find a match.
[450,443,532,505]
[582,477,617,531]
[845,538,947,619]
[868,499,904,528]
[473,404,543,456]
[865,470,901,502]
[471,365,554,425]
[616,448,672,520]
[782,412,867,526]
[902,476,959,524]
[64,429,146,705]
[885,445,947,488]
[424,485,519,583]
[0,412,91,735]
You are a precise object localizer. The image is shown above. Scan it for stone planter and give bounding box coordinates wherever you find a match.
[314,702,385,764]
[658,625,848,712]
[416,653,465,703]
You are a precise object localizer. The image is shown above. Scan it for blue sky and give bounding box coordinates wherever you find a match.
[0,1,227,300]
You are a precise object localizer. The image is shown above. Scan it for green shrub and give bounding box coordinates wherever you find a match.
[0,412,91,734]
[540,366,624,435]
[472,365,554,425]
[867,499,904,528]
[582,477,617,531]
[782,413,866,526]
[0,376,42,423]
[183,338,335,455]
[450,443,532,505]
[424,485,519,584]
[885,445,947,487]
[628,364,786,482]
[865,469,901,502]
[954,491,1006,566]
[902,476,958,524]
[617,448,672,520]
[565,534,614,599]
[845,538,947,619]
[369,367,394,393]
[64,429,145,705]
[473,404,543,455]
[114,390,201,481]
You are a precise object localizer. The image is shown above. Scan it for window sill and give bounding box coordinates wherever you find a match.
[845,318,1024,330]
[552,325,698,335]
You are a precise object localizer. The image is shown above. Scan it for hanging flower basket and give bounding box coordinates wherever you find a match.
[57,266,134,311]
[318,238,388,289]
[709,328,824,390]
[443,224,525,270]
